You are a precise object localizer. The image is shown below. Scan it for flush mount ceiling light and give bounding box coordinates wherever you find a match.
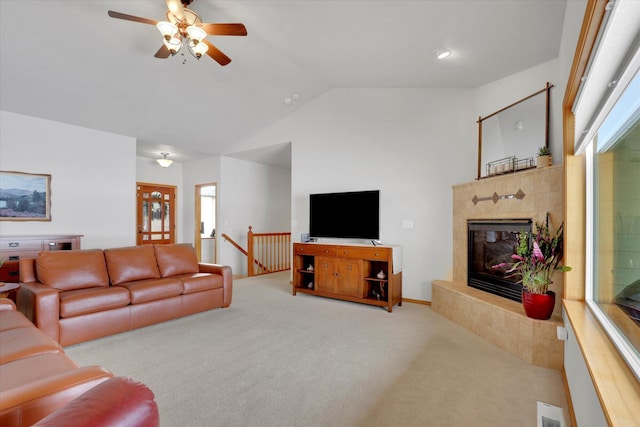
[157,152,174,168]
[433,48,452,59]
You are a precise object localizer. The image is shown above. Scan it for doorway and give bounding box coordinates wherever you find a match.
[195,183,217,263]
[136,183,176,245]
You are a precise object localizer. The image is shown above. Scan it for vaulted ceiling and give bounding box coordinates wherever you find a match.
[0,0,567,165]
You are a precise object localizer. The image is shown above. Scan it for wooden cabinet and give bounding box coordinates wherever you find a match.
[0,235,82,282]
[293,243,402,312]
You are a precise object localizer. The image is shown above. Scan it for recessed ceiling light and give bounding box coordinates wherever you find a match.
[433,48,452,59]
[283,93,300,106]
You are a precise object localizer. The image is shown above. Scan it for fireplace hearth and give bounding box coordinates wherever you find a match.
[467,219,532,302]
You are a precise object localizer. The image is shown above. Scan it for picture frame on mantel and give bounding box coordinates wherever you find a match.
[0,171,51,221]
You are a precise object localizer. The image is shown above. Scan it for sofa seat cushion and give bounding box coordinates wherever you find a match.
[0,353,80,395]
[0,327,62,364]
[60,287,131,319]
[0,310,35,332]
[37,249,109,291]
[154,244,199,277]
[118,278,183,305]
[176,273,224,294]
[104,245,161,285]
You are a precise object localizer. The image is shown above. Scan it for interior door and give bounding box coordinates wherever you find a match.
[136,183,176,245]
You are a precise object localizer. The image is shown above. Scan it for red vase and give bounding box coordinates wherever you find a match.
[521,290,555,320]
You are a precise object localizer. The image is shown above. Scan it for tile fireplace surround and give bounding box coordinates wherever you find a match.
[432,165,564,369]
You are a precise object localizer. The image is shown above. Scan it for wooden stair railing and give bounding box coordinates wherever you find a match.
[247,226,291,276]
[221,227,291,277]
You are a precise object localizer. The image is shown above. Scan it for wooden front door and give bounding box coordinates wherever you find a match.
[136,183,176,245]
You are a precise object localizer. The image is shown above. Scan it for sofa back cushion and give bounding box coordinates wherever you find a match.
[154,244,199,277]
[37,250,109,291]
[104,245,161,285]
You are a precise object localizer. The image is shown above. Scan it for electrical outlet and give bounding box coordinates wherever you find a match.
[402,220,414,229]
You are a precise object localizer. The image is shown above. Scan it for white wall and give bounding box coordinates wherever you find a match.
[236,87,478,300]
[0,110,135,249]
[563,312,608,427]
[136,156,185,242]
[217,156,291,275]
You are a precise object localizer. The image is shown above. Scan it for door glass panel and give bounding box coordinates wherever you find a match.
[151,201,162,232]
[164,202,170,230]
[142,201,149,232]
[151,234,162,240]
[151,191,161,199]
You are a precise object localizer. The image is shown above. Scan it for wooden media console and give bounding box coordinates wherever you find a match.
[292,243,402,312]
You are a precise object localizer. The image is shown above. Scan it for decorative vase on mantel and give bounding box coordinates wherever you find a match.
[536,155,551,168]
[521,273,555,320]
[536,146,551,168]
[522,289,555,320]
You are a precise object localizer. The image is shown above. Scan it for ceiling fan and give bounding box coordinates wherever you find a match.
[107,0,247,66]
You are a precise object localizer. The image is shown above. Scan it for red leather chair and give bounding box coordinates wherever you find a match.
[33,377,159,427]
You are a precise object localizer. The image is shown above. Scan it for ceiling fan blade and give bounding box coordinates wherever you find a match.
[166,0,185,22]
[200,23,247,36]
[154,45,171,59]
[203,40,231,66]
[107,10,158,26]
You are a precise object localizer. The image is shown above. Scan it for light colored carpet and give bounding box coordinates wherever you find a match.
[65,271,568,427]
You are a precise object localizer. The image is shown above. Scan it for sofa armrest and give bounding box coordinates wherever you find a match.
[17,282,61,343]
[0,298,16,311]
[19,258,37,284]
[0,366,112,425]
[32,377,158,427]
[198,263,233,307]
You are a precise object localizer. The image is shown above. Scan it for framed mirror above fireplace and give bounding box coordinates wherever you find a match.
[477,83,553,180]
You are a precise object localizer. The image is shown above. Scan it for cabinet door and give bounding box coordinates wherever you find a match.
[316,257,336,293]
[337,259,362,297]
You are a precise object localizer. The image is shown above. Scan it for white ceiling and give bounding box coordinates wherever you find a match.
[0,0,567,167]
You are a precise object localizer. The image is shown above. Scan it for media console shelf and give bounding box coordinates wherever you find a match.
[0,235,82,283]
[292,242,402,312]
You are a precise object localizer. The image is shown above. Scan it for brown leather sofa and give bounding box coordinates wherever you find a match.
[18,243,232,346]
[0,298,112,426]
[0,299,159,426]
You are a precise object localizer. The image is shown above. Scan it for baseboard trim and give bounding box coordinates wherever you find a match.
[402,298,431,306]
[562,367,577,427]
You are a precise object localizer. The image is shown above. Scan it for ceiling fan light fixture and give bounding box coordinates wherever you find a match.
[186,25,207,43]
[189,40,208,59]
[157,152,174,168]
[156,21,179,40]
[163,36,182,55]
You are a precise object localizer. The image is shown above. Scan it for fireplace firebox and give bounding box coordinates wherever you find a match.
[467,220,532,302]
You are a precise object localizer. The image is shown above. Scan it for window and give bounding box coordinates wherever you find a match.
[585,68,640,379]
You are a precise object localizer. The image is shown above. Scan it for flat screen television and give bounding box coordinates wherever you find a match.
[309,190,380,240]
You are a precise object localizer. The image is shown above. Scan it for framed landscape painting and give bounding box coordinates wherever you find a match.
[0,171,51,221]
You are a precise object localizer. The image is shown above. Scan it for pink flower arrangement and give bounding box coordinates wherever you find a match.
[493,213,571,294]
